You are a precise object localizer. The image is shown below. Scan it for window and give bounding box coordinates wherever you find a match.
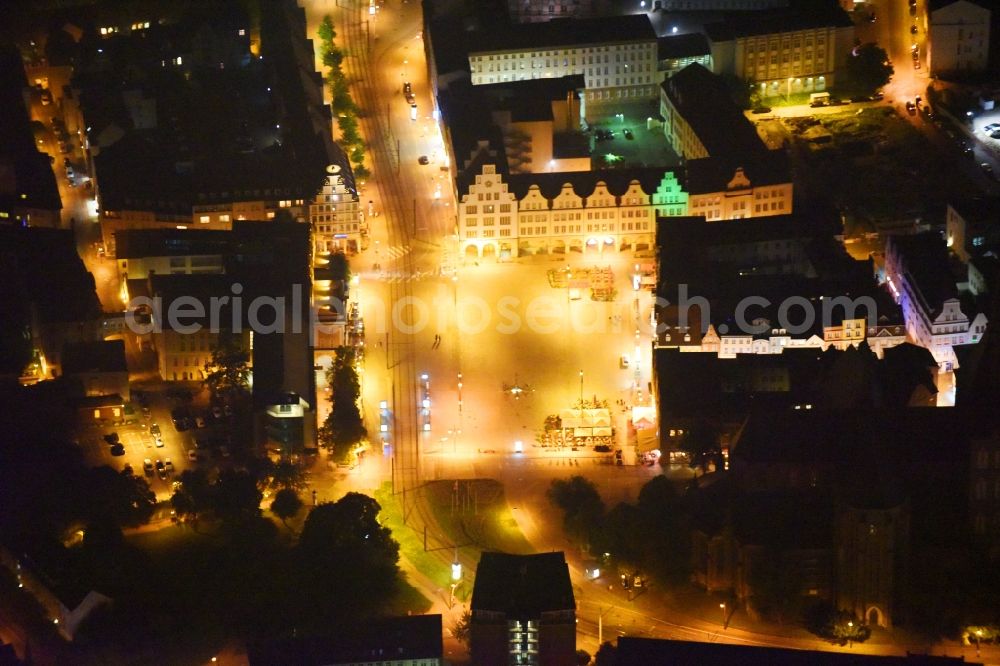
[219,214,230,222]
[199,215,210,223]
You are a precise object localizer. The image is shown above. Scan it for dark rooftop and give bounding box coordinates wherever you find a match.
[115,228,232,259]
[472,552,574,615]
[617,637,975,665]
[468,15,656,53]
[662,63,767,159]
[657,32,710,60]
[704,0,853,41]
[247,614,443,665]
[0,226,101,324]
[0,44,62,216]
[61,340,127,375]
[887,231,957,317]
[685,151,790,194]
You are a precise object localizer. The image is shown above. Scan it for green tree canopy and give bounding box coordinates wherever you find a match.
[317,15,335,43]
[547,476,605,545]
[271,488,303,526]
[319,346,367,462]
[204,333,250,397]
[845,43,893,95]
[294,493,400,627]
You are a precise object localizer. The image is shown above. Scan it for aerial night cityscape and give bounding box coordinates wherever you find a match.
[1,0,1000,663]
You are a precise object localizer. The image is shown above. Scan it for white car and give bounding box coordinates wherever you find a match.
[164,458,174,473]
[983,123,1000,133]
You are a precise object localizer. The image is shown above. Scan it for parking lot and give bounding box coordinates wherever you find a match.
[75,385,240,501]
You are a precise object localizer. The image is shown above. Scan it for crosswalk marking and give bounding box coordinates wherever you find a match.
[383,245,410,259]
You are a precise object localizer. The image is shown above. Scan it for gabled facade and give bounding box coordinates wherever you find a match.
[928,0,991,76]
[884,232,988,369]
[457,165,683,259]
[310,162,362,255]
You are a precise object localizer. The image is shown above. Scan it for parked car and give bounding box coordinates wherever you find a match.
[910,24,918,34]
[110,443,125,456]
[164,458,174,473]
[417,155,429,165]
[981,162,994,176]
[623,128,634,140]
[983,123,1000,133]
[143,458,154,476]
[195,415,206,429]
[905,101,916,114]
[123,463,134,476]
[150,423,161,436]
[155,459,166,479]
[187,449,199,462]
[223,404,233,418]
[211,405,223,419]
[219,445,231,458]
[104,432,120,445]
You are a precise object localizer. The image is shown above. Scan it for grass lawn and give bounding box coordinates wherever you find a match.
[787,107,980,219]
[374,483,457,595]
[423,479,535,556]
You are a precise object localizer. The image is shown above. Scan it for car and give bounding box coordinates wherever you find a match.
[905,101,916,114]
[909,4,916,15]
[849,95,869,103]
[195,415,206,429]
[150,423,161,436]
[991,130,1000,140]
[417,155,429,165]
[164,458,174,473]
[620,354,630,369]
[155,436,164,448]
[40,89,52,105]
[751,106,772,114]
[141,407,151,419]
[410,103,417,121]
[110,443,125,456]
[103,432,120,445]
[155,459,166,479]
[594,444,612,453]
[910,24,918,34]
[143,459,154,476]
[809,100,826,108]
[623,128,634,140]
[187,449,199,462]
[223,404,233,418]
[123,463,134,476]
[211,405,223,419]
[868,12,876,22]
[403,82,415,104]
[219,446,231,458]
[871,91,884,101]
[983,123,1000,133]
[982,162,994,175]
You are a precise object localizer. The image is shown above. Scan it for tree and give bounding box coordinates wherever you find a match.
[271,488,303,527]
[451,608,471,645]
[271,459,306,490]
[80,466,156,528]
[317,15,335,43]
[845,43,893,95]
[354,164,371,181]
[294,493,400,627]
[213,469,263,524]
[576,649,592,665]
[349,144,366,166]
[804,602,871,645]
[547,476,604,545]
[594,641,617,666]
[171,469,213,521]
[204,333,250,397]
[319,347,367,463]
[322,47,344,71]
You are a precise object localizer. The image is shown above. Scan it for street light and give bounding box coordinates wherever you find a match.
[720,602,727,628]
[579,369,584,407]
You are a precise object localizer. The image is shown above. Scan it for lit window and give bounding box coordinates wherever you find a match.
[199,215,210,223]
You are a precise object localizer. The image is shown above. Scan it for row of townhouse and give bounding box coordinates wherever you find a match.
[884,231,988,370]
[456,158,792,259]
